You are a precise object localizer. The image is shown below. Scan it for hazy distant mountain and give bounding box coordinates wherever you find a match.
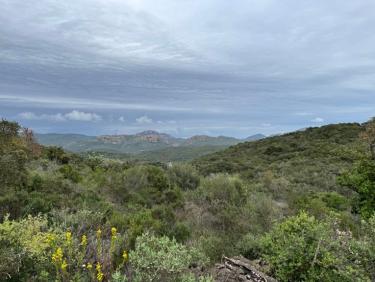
[244,134,266,141]
[36,131,265,161]
[35,133,96,149]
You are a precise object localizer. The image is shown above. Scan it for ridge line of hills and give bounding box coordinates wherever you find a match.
[35,131,266,161]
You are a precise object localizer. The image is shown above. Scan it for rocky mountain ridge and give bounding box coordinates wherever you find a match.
[36,131,265,158]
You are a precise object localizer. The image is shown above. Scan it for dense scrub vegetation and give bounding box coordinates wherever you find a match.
[1,119,374,281]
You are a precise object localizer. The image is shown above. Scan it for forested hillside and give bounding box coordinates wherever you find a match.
[194,123,366,199]
[1,119,374,281]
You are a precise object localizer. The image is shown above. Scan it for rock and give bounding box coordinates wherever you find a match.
[211,256,277,282]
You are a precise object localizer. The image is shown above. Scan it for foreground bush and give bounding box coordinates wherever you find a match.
[130,232,209,282]
[0,215,56,280]
[260,212,370,281]
[0,215,209,281]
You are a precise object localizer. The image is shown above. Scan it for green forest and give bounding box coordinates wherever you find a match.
[1,119,374,281]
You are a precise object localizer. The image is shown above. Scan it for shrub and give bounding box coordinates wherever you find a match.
[354,215,375,280]
[339,159,375,219]
[260,212,370,281]
[0,151,28,188]
[59,164,82,183]
[130,232,207,282]
[236,233,262,260]
[0,215,58,280]
[196,233,232,262]
[44,146,70,164]
[291,191,351,219]
[193,174,249,234]
[168,163,200,191]
[118,165,180,207]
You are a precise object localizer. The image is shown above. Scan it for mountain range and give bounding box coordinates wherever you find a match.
[35,131,265,161]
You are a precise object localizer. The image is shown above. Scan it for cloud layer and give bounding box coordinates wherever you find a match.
[19,111,102,122]
[1,0,375,136]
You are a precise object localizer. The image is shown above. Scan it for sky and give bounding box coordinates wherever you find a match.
[1,0,375,137]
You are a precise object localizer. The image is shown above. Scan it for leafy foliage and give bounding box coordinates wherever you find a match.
[339,159,375,219]
[1,119,375,281]
[130,232,207,282]
[260,212,370,281]
[194,123,365,197]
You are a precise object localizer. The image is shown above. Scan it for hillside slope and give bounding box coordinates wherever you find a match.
[193,123,366,195]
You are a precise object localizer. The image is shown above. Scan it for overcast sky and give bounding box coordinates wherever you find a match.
[1,0,375,137]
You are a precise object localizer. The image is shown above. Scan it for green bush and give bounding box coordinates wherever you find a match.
[196,233,234,262]
[44,146,70,164]
[260,212,370,281]
[130,232,207,282]
[339,159,375,219]
[291,191,351,219]
[118,165,181,207]
[59,164,82,183]
[168,163,200,190]
[0,215,58,280]
[236,233,262,260]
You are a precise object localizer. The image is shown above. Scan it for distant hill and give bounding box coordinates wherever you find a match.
[36,131,265,161]
[244,133,267,141]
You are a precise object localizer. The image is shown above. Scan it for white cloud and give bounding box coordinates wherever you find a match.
[64,110,102,121]
[136,115,153,124]
[311,117,324,123]
[18,112,66,121]
[18,110,102,122]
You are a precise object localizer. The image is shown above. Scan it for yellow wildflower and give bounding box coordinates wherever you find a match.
[96,262,104,282]
[66,231,72,244]
[122,250,128,262]
[87,263,93,270]
[96,228,102,238]
[111,227,117,237]
[46,233,56,246]
[52,247,63,264]
[97,271,104,282]
[61,259,68,271]
[81,234,87,246]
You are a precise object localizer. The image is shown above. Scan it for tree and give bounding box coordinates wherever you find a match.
[0,120,28,192]
[339,159,375,219]
[0,119,20,142]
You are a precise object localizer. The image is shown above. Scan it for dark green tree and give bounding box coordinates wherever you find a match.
[339,159,375,219]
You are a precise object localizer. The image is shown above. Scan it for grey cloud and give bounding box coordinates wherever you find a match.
[1,0,375,137]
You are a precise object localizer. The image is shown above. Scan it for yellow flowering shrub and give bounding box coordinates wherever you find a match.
[0,214,52,256]
[0,215,61,280]
[0,215,205,282]
[51,247,63,264]
[47,226,128,281]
